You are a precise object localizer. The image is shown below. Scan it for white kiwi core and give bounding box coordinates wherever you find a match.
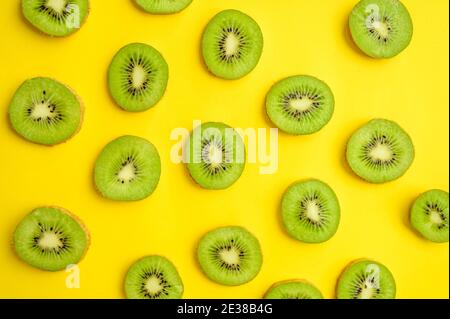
[205,144,223,168]
[372,21,389,38]
[219,247,240,266]
[305,200,321,223]
[369,143,393,162]
[131,65,148,89]
[38,232,63,249]
[430,211,444,225]
[144,276,163,295]
[118,163,137,183]
[46,0,67,13]
[289,97,314,112]
[224,33,240,57]
[30,102,55,120]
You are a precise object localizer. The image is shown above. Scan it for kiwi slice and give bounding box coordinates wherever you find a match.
[135,0,192,14]
[346,119,414,183]
[186,122,245,190]
[410,189,449,243]
[94,135,161,201]
[281,179,340,243]
[202,9,263,80]
[197,226,262,286]
[108,43,169,112]
[124,255,183,299]
[266,75,334,135]
[337,259,396,299]
[22,0,89,37]
[8,77,83,145]
[13,206,89,271]
[264,280,324,299]
[349,0,413,58]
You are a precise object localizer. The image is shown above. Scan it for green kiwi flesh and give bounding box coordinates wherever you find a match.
[108,43,168,112]
[281,179,340,243]
[22,0,90,37]
[264,280,324,299]
[349,0,413,58]
[266,75,335,135]
[8,77,82,145]
[135,0,192,14]
[124,255,183,299]
[337,259,396,299]
[94,135,161,201]
[202,9,263,80]
[187,122,245,190]
[346,119,414,183]
[13,206,89,271]
[410,189,449,243]
[197,226,262,286]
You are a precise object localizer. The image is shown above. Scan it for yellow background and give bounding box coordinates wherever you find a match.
[0,0,448,299]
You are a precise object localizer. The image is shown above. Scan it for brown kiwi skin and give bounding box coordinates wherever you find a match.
[63,82,85,144]
[8,78,85,147]
[53,206,91,250]
[48,206,91,262]
[263,279,318,298]
[11,206,91,264]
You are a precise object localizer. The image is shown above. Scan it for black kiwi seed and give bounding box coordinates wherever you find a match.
[200,137,232,175]
[297,192,328,227]
[124,57,153,97]
[115,155,139,184]
[346,119,414,183]
[217,26,247,63]
[337,260,396,299]
[37,2,71,23]
[30,223,71,257]
[108,43,168,112]
[197,226,262,286]
[22,0,90,37]
[187,122,245,189]
[201,9,263,80]
[362,134,397,167]
[138,268,172,299]
[266,75,335,135]
[411,190,449,242]
[281,179,340,243]
[14,207,89,271]
[212,242,245,271]
[350,272,381,299]
[349,0,413,58]
[281,91,323,118]
[124,256,183,299]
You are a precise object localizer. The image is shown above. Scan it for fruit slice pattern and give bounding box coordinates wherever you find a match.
[8,0,447,299]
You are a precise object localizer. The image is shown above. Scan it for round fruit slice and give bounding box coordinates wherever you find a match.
[266,75,334,135]
[22,0,90,37]
[135,0,192,14]
[124,256,183,299]
[281,179,340,243]
[187,122,245,190]
[8,77,83,145]
[337,259,396,299]
[349,0,413,58]
[346,119,414,183]
[197,226,262,286]
[13,206,89,271]
[202,9,263,80]
[264,280,324,299]
[94,135,161,201]
[410,189,449,243]
[108,43,168,112]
